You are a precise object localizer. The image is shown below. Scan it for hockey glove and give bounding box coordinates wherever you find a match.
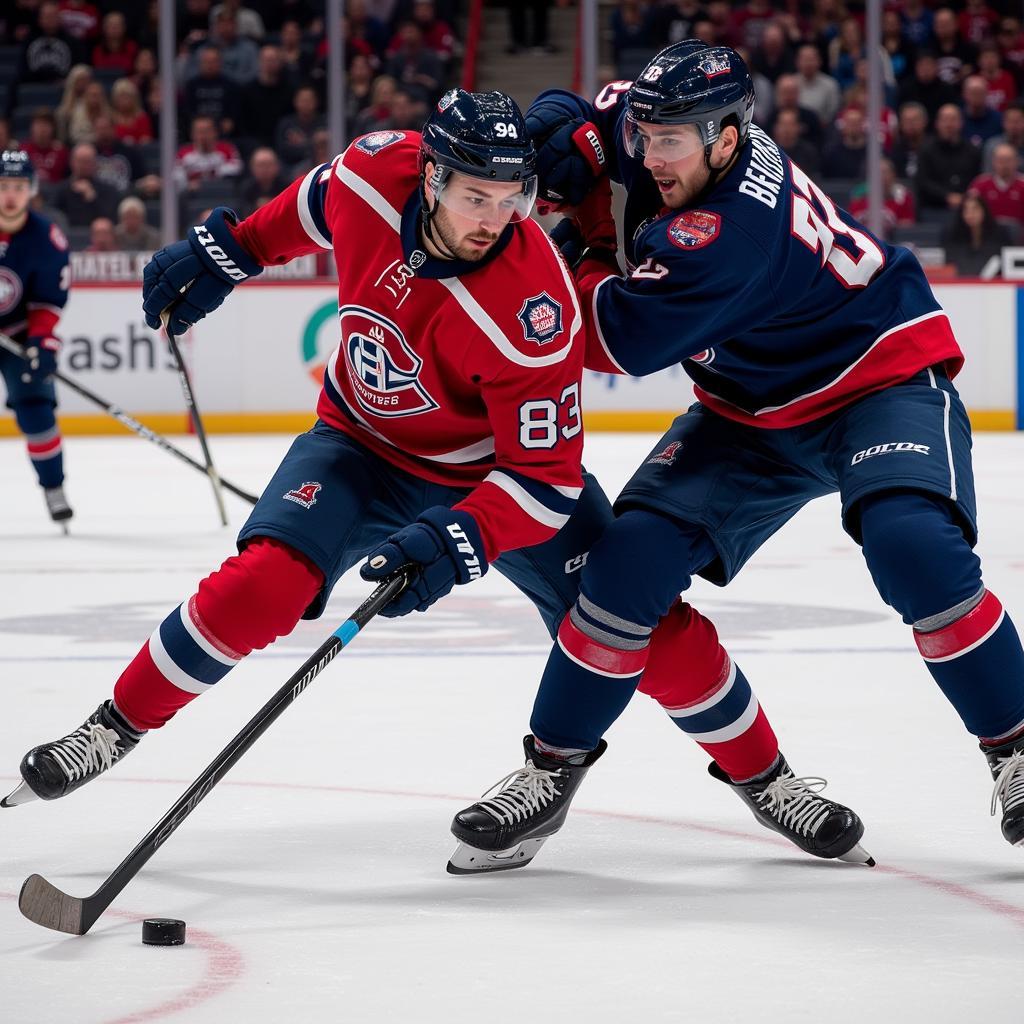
[360,506,488,617]
[20,335,61,384]
[142,207,262,336]
[550,178,618,272]
[526,97,608,212]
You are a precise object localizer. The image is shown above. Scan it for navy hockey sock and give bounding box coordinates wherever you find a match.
[860,490,1024,738]
[14,400,63,489]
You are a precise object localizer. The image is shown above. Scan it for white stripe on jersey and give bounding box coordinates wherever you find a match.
[334,159,402,230]
[484,470,573,529]
[296,161,334,249]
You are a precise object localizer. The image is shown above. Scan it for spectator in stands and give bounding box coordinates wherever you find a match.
[53,142,121,226]
[183,46,241,136]
[91,10,136,75]
[275,84,325,169]
[347,53,376,125]
[24,109,69,184]
[240,45,296,146]
[611,0,660,74]
[67,79,112,146]
[208,8,259,85]
[774,74,822,145]
[848,158,917,239]
[210,0,266,42]
[19,1,78,83]
[348,0,389,60]
[175,115,242,191]
[891,102,930,179]
[0,119,16,153]
[238,147,289,217]
[917,103,982,210]
[731,0,775,52]
[997,18,1024,86]
[933,8,977,86]
[410,0,456,67]
[58,1,100,46]
[882,10,915,84]
[110,79,153,145]
[958,0,999,48]
[388,86,426,131]
[977,46,1017,113]
[353,74,398,135]
[130,48,158,100]
[968,144,1024,231]
[829,17,864,92]
[983,103,1024,171]
[899,51,960,125]
[279,20,314,83]
[900,0,934,50]
[962,75,1004,148]
[821,104,868,178]
[657,0,707,46]
[506,0,555,55]
[87,216,117,252]
[385,20,444,104]
[93,115,148,195]
[54,63,93,143]
[178,0,213,48]
[796,42,840,125]
[751,21,794,84]
[942,192,1012,276]
[771,108,819,177]
[114,195,160,251]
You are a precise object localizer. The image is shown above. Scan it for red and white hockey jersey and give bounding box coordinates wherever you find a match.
[233,130,585,561]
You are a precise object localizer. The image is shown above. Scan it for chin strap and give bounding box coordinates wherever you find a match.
[419,169,460,260]
[695,136,747,205]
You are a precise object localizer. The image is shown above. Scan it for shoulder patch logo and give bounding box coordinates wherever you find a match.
[0,267,23,315]
[516,292,564,345]
[647,441,683,466]
[283,481,322,509]
[667,210,721,251]
[354,131,406,156]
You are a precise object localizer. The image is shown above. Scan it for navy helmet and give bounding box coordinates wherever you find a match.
[623,41,756,159]
[0,149,37,193]
[420,89,538,224]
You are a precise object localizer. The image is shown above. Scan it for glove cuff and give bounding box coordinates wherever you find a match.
[187,207,264,285]
[418,506,488,584]
[571,121,608,177]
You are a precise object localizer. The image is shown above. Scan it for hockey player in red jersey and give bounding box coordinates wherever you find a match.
[3,91,868,873]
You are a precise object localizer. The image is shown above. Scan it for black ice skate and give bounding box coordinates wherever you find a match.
[447,736,606,874]
[1,700,143,807]
[983,736,1024,846]
[43,485,73,533]
[709,756,875,865]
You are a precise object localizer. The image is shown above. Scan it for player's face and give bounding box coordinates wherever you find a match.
[0,178,32,220]
[429,170,527,261]
[635,123,711,209]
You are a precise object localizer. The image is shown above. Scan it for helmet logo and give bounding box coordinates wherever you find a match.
[640,64,665,83]
[438,90,458,112]
[698,53,731,79]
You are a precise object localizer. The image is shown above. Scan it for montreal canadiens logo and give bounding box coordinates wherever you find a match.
[339,305,438,418]
[516,292,564,345]
[667,210,721,251]
[283,481,321,509]
[0,267,23,315]
[354,131,405,155]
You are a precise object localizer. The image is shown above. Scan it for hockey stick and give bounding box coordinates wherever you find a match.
[18,569,410,936]
[160,311,229,527]
[0,331,259,506]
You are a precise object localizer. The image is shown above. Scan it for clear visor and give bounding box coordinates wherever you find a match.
[428,165,538,224]
[622,114,706,161]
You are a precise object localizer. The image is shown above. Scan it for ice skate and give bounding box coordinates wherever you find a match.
[709,755,874,865]
[448,736,606,874]
[2,700,143,807]
[983,736,1024,846]
[43,485,73,533]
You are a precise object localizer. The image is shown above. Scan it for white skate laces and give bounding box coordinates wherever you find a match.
[476,760,564,825]
[755,772,832,838]
[990,749,1024,817]
[49,722,124,783]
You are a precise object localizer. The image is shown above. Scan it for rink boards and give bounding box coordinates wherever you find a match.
[1,280,1021,435]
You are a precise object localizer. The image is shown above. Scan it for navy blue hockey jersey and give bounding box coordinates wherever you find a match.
[539,85,963,427]
[0,211,70,342]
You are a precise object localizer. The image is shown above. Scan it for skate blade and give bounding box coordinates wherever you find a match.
[838,842,875,867]
[1,780,40,808]
[446,836,549,875]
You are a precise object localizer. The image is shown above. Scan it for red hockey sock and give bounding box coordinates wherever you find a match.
[113,538,324,730]
[638,600,780,780]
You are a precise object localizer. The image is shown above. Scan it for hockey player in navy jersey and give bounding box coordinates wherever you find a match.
[3,91,871,873]
[0,150,72,527]
[448,40,1024,863]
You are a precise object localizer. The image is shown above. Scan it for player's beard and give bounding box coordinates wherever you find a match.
[661,163,712,209]
[433,207,500,262]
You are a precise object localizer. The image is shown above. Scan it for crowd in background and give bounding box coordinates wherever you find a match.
[614,0,1024,273]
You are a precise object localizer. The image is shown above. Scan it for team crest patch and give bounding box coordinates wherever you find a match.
[284,481,322,508]
[517,293,564,345]
[354,131,406,155]
[698,52,731,79]
[0,267,23,315]
[667,210,721,251]
[647,441,682,466]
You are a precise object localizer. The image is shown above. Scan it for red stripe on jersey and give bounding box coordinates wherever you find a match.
[694,313,964,428]
[557,614,649,678]
[915,590,1005,662]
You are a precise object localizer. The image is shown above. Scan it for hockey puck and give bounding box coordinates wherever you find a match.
[142,918,186,946]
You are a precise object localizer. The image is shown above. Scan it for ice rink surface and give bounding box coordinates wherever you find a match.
[1,429,1023,1023]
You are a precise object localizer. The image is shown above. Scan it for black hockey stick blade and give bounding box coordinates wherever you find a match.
[18,571,410,936]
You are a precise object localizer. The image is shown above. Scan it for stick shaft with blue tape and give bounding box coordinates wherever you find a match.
[18,570,411,936]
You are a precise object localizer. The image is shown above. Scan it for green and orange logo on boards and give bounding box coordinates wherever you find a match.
[300,300,339,386]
